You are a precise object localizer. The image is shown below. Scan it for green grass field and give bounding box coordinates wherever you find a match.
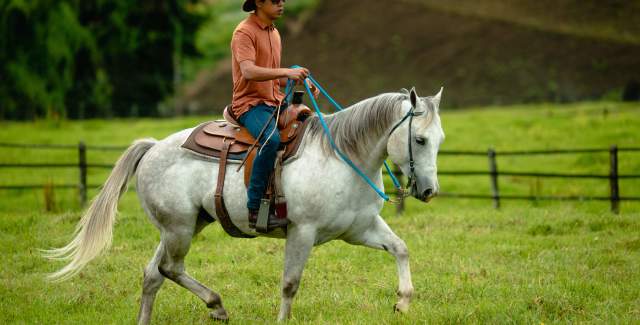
[1,101,639,323]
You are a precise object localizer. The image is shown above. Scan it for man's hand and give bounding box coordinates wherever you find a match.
[285,67,309,81]
[281,66,319,99]
[305,79,320,99]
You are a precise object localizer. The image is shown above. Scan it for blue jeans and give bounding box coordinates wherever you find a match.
[238,104,281,211]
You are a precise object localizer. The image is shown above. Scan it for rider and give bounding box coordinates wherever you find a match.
[231,0,317,230]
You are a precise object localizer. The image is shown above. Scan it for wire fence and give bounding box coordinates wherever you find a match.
[1,142,639,213]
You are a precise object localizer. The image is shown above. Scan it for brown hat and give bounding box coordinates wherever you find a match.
[242,0,256,12]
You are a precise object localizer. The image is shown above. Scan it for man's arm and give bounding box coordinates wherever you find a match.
[239,61,319,98]
[239,61,308,82]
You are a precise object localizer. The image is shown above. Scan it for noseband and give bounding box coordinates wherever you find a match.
[388,105,424,193]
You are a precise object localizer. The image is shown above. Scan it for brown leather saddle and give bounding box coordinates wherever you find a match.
[181,102,312,238]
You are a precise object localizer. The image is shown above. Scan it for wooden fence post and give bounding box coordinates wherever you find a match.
[488,148,500,209]
[609,145,619,214]
[394,163,405,216]
[78,141,87,207]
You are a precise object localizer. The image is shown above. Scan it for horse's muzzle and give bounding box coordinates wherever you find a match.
[411,184,437,202]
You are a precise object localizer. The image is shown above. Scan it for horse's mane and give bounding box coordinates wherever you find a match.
[305,93,408,159]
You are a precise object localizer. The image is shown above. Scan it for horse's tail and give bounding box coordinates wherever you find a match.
[42,138,157,281]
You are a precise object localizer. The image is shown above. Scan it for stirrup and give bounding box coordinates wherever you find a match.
[256,199,270,232]
[250,199,289,233]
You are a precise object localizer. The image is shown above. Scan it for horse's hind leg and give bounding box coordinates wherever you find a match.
[157,221,229,321]
[344,215,413,313]
[137,243,166,325]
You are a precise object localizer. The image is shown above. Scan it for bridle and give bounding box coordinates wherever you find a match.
[388,103,424,195]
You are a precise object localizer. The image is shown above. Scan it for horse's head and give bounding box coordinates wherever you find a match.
[387,87,444,202]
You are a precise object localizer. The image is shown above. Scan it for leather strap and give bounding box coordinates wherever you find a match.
[274,151,285,203]
[236,105,279,172]
[214,139,255,238]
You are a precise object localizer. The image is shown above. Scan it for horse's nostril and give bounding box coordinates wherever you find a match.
[423,188,433,198]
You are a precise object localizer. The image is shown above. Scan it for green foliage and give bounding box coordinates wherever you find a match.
[0,0,205,120]
[0,0,320,120]
[184,0,320,82]
[195,1,245,61]
[1,1,94,119]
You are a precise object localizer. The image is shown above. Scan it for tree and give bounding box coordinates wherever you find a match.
[0,0,204,120]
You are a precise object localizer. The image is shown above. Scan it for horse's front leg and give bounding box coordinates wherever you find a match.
[345,215,413,313]
[278,224,316,321]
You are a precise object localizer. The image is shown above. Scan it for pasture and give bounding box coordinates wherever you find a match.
[1,101,639,323]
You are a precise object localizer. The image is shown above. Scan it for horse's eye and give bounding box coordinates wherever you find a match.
[415,137,426,145]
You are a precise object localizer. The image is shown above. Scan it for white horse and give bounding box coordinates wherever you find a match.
[44,87,444,323]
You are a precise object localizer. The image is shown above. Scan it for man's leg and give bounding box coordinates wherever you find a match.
[238,104,288,229]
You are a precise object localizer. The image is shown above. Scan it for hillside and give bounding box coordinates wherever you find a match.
[407,0,640,45]
[181,0,640,112]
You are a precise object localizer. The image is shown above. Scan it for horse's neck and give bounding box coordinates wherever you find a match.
[343,101,410,173]
[359,135,390,172]
[300,94,410,175]
[361,102,413,172]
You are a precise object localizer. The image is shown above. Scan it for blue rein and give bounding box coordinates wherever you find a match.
[285,66,403,201]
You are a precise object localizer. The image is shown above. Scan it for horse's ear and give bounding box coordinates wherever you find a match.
[410,87,418,108]
[432,87,443,109]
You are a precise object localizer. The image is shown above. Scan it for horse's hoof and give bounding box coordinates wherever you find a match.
[393,303,409,313]
[209,309,229,322]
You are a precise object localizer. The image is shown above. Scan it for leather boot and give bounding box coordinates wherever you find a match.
[248,209,289,231]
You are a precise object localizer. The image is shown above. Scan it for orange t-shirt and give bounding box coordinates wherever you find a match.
[230,14,285,118]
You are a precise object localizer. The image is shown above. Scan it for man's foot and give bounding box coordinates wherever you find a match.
[248,209,289,232]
